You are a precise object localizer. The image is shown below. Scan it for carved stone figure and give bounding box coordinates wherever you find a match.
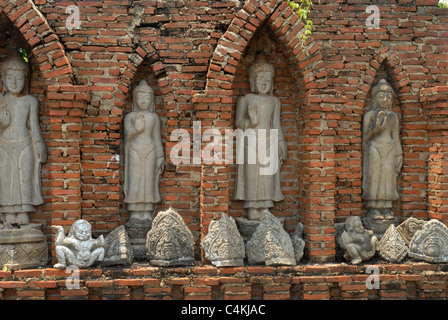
[146,207,194,266]
[396,217,427,246]
[0,51,48,270]
[124,79,164,259]
[201,214,245,267]
[339,216,378,264]
[409,219,448,263]
[102,225,133,266]
[362,79,402,236]
[246,211,296,266]
[378,224,408,263]
[0,51,47,226]
[290,222,305,263]
[52,219,105,269]
[233,53,287,221]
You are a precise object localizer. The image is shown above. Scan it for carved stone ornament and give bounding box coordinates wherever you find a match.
[201,214,245,267]
[396,217,427,246]
[409,219,448,263]
[246,211,296,266]
[339,216,378,265]
[378,224,408,263]
[0,225,48,270]
[52,219,105,269]
[102,225,134,266]
[146,207,194,266]
[290,222,305,263]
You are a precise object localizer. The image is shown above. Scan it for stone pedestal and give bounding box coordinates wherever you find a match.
[235,217,260,242]
[0,224,48,270]
[125,218,152,261]
[363,216,398,240]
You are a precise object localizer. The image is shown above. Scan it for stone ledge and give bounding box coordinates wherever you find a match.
[0,261,447,300]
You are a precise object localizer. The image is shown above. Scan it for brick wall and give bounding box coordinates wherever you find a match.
[2,262,448,300]
[0,0,447,300]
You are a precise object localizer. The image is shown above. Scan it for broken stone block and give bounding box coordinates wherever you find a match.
[246,211,296,266]
[201,214,245,267]
[102,225,134,266]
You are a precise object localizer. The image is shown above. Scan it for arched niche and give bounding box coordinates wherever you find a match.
[119,57,168,223]
[0,12,52,233]
[228,26,304,234]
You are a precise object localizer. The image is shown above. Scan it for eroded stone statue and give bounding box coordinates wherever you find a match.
[233,53,287,221]
[339,216,378,264]
[246,211,296,266]
[0,51,47,226]
[146,207,194,266]
[201,214,245,267]
[52,219,105,269]
[124,79,164,259]
[0,51,48,270]
[362,79,402,237]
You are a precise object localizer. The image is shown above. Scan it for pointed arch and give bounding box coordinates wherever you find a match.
[0,0,74,84]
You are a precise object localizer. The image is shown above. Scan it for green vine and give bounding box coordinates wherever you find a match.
[19,48,29,63]
[286,0,314,46]
[439,0,448,8]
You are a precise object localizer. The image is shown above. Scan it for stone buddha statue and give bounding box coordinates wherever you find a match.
[123,79,164,258]
[0,51,47,226]
[233,53,287,221]
[123,79,164,220]
[362,79,403,222]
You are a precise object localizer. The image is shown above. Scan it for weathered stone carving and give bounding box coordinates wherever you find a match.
[0,225,48,270]
[0,51,48,270]
[102,225,133,266]
[409,219,448,263]
[362,79,402,237]
[146,207,194,266]
[233,53,287,221]
[124,79,164,259]
[396,217,427,246]
[0,51,47,226]
[378,224,408,263]
[52,219,105,269]
[290,222,305,263]
[246,211,296,266]
[201,214,245,267]
[339,216,378,264]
